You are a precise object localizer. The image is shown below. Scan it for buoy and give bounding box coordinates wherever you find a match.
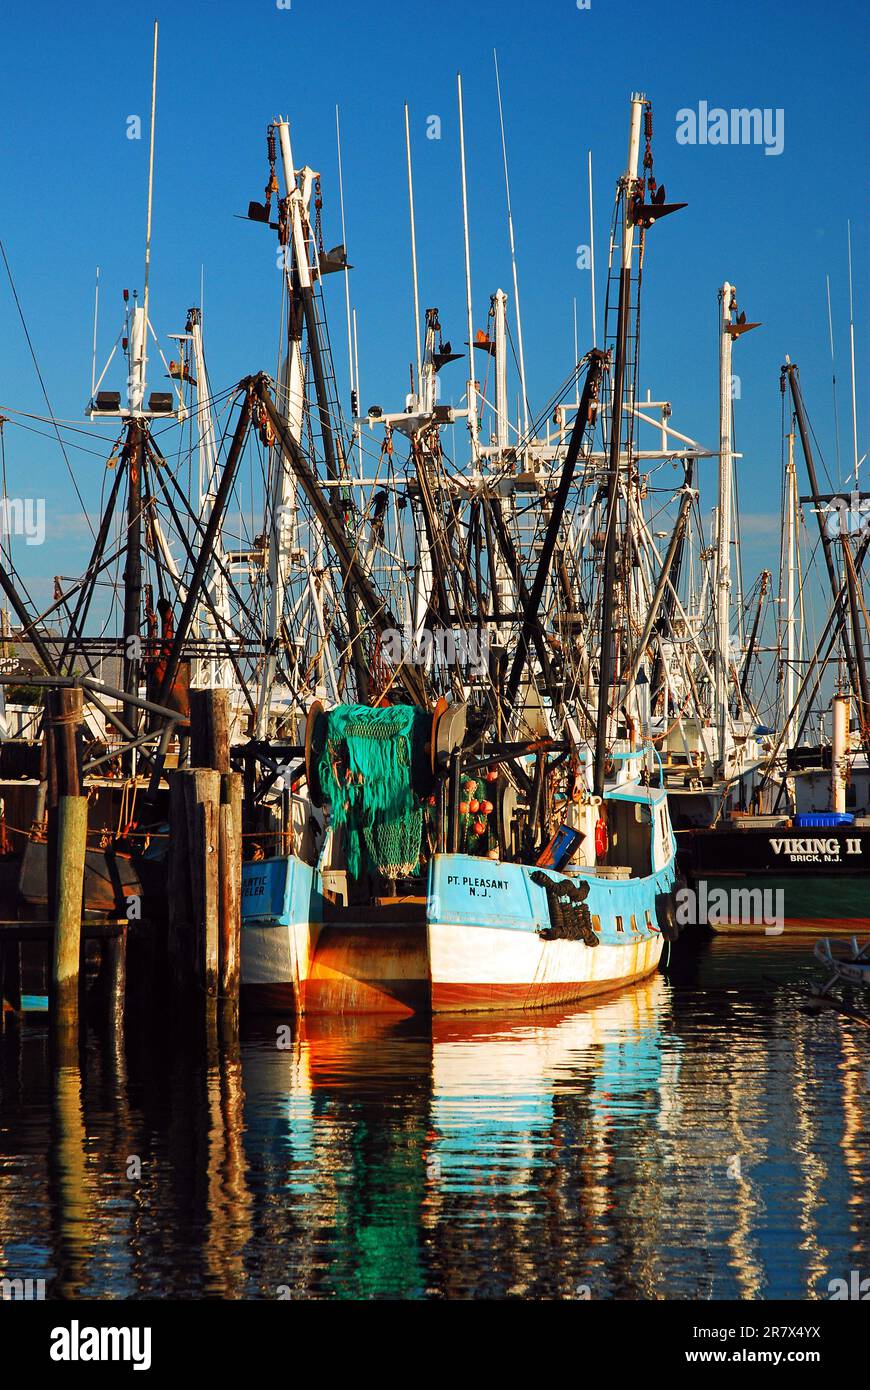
[594,815,608,859]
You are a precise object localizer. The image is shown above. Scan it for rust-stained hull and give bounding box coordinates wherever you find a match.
[304,922,430,1015]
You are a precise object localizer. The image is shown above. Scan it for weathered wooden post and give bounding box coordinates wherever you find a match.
[51,794,88,1033]
[185,768,221,1023]
[189,688,231,775]
[97,926,128,1035]
[168,767,220,1041]
[167,769,194,999]
[219,771,242,1034]
[49,687,85,1041]
[1,936,21,1025]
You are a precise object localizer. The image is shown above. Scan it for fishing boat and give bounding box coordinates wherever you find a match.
[241,90,683,1014]
[242,699,677,1014]
[679,350,870,934]
[682,699,870,934]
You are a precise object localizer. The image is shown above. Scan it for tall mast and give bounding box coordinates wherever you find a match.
[493,288,509,450]
[715,282,758,759]
[847,220,859,484]
[715,282,735,762]
[122,20,158,729]
[188,307,231,689]
[404,103,422,395]
[141,19,158,395]
[592,92,645,797]
[494,51,528,441]
[784,427,797,749]
[457,74,478,462]
[255,117,307,737]
[587,149,597,348]
[782,358,867,730]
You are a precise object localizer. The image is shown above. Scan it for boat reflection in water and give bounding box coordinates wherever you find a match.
[2,941,869,1299]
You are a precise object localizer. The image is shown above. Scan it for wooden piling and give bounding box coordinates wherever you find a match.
[49,687,84,797]
[167,770,194,993]
[51,794,88,1030]
[189,688,231,775]
[168,768,220,1033]
[44,686,83,920]
[218,771,242,1031]
[97,929,127,1035]
[1,938,21,1022]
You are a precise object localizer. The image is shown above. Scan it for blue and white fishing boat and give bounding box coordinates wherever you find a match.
[241,702,677,1015]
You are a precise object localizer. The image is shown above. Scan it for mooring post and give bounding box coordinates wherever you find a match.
[167,769,193,1000]
[51,794,88,1034]
[45,686,83,920]
[168,768,221,1039]
[1,937,22,1024]
[189,688,231,775]
[97,928,128,1035]
[218,771,242,1034]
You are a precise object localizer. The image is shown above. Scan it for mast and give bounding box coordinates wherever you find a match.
[255,117,306,737]
[188,307,231,689]
[782,359,868,729]
[715,283,759,761]
[847,220,859,484]
[492,289,509,450]
[587,150,597,348]
[784,428,798,748]
[593,92,644,797]
[122,21,158,739]
[832,693,850,814]
[715,282,735,764]
[404,103,422,394]
[494,51,528,441]
[457,74,479,461]
[740,570,769,702]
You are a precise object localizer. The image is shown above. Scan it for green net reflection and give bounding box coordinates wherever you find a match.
[313,704,431,879]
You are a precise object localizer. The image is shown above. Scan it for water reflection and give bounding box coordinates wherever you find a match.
[0,939,868,1299]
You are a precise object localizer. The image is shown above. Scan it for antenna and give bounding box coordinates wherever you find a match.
[91,266,100,400]
[825,272,842,477]
[141,19,158,400]
[847,220,859,484]
[403,103,422,394]
[335,105,356,417]
[587,149,597,349]
[457,72,478,458]
[493,50,528,440]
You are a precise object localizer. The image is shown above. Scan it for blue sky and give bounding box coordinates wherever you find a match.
[0,0,866,613]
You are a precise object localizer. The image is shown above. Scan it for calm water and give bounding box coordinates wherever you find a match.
[1,936,868,1300]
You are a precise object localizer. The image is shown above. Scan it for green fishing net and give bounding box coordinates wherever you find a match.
[313,704,431,879]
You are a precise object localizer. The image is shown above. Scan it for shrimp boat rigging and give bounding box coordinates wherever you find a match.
[679,361,870,934]
[240,91,683,1015]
